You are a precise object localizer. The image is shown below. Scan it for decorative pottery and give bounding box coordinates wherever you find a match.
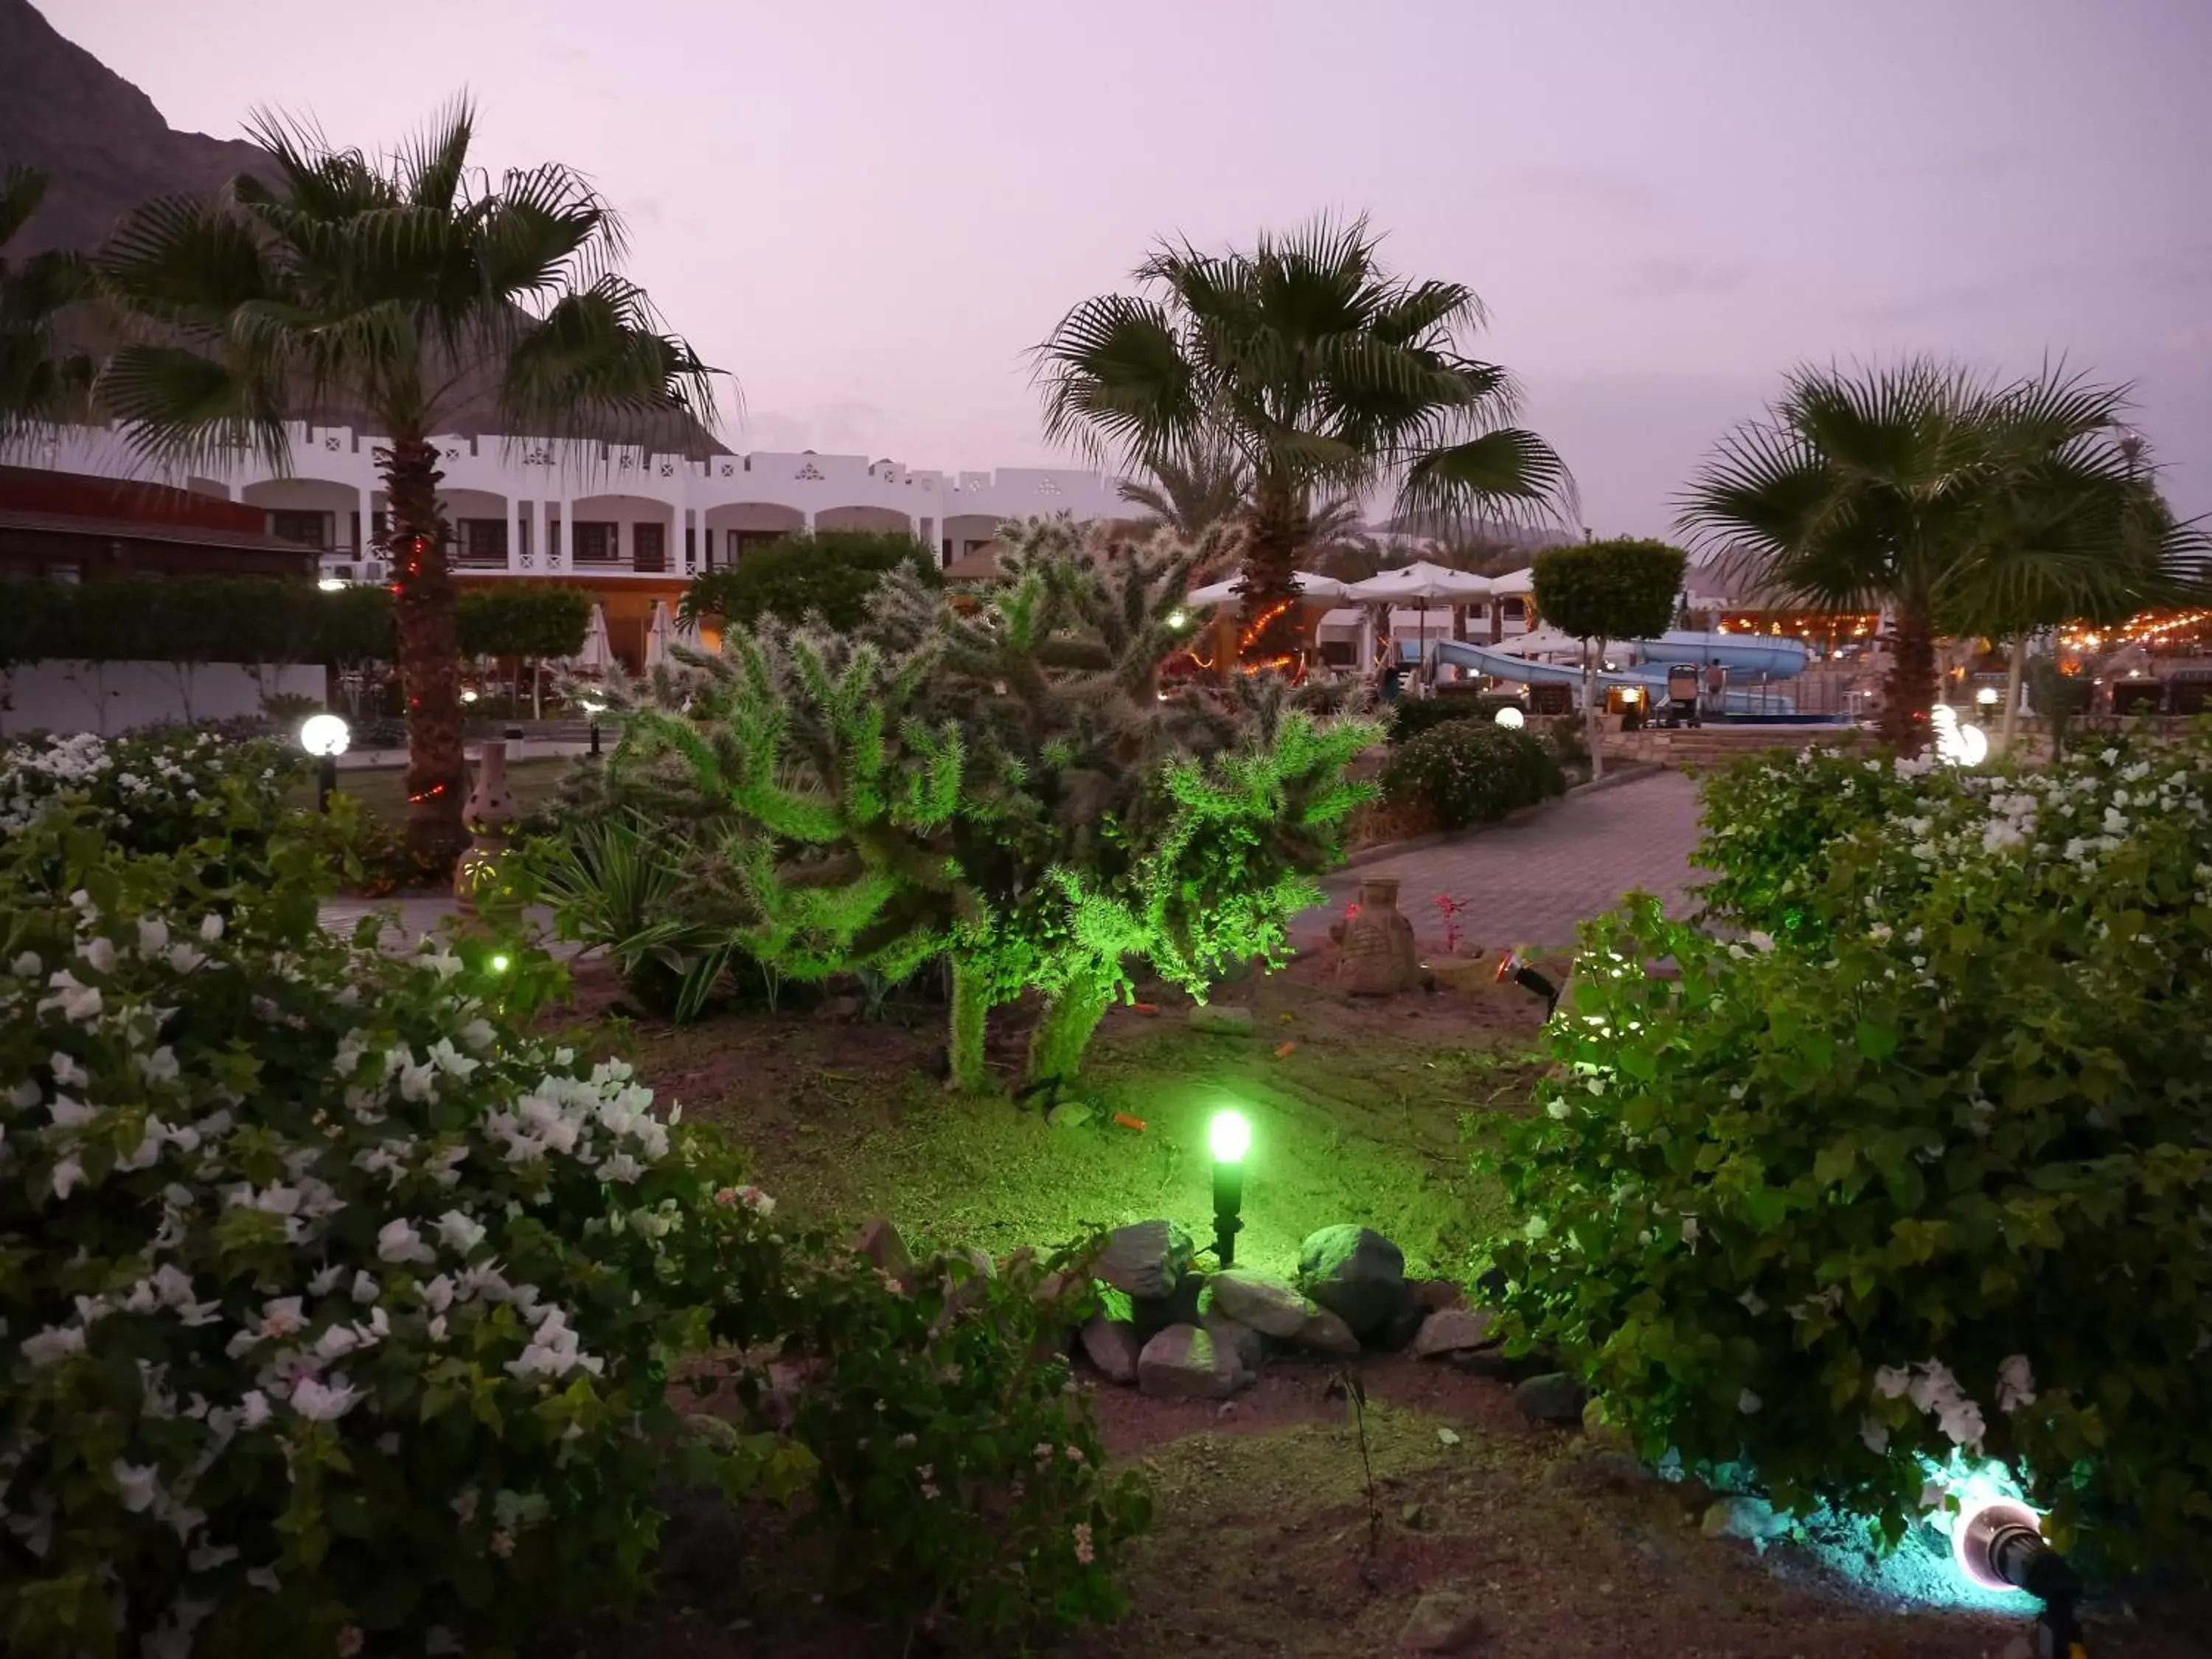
[1335,876,1423,995]
[453,741,518,910]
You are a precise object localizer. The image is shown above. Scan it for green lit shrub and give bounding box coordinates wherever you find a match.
[1486,734,2212,1571]
[1382,720,1563,830]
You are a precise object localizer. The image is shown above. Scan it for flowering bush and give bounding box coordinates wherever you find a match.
[1485,734,2212,1571]
[1692,740,1916,939]
[0,807,818,1658]
[782,1244,1151,1639]
[0,728,303,859]
[1382,720,1564,830]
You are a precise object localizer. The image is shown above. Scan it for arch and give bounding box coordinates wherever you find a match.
[240,476,364,552]
[943,512,1006,567]
[815,504,915,537]
[569,492,675,574]
[700,501,805,571]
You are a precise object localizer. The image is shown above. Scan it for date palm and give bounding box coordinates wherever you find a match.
[1116,438,1248,536]
[0,165,96,448]
[1679,361,2195,756]
[91,100,717,859]
[1039,216,1569,667]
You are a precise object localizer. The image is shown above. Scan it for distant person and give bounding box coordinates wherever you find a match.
[1705,658,1727,715]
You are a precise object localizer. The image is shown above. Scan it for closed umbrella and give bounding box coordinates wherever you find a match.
[644,600,674,670]
[573,603,614,675]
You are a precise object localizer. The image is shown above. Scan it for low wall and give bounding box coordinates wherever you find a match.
[1600,723,1868,770]
[1,661,327,737]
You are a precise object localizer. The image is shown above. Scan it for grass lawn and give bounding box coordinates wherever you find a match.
[305,756,579,824]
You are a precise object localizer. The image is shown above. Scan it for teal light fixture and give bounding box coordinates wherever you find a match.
[1208,1109,1251,1266]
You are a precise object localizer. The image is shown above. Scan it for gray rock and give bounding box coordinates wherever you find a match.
[1203,1270,1318,1339]
[1186,1004,1256,1036]
[1292,1306,1360,1356]
[1514,1371,1587,1425]
[1296,1225,1408,1339]
[1078,1315,1143,1384]
[1412,1307,1498,1359]
[1045,1099,1093,1129]
[1398,1589,1484,1653]
[1202,1311,1266,1377]
[1094,1220,1194,1300]
[1137,1324,1247,1400]
[1132,1268,1205,1333]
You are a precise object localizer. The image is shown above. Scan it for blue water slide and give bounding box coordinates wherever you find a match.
[1426,639,1796,714]
[1616,630,1809,678]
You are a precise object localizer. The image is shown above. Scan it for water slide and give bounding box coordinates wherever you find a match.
[1426,639,1798,715]
[1615,630,1811,678]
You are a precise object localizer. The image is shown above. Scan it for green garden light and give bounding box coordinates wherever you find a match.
[1208,1110,1251,1267]
[488,952,511,975]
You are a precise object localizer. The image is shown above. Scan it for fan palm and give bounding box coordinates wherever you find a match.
[1116,438,1249,536]
[0,166,96,448]
[1039,216,1569,667]
[1678,361,2198,755]
[91,100,719,859]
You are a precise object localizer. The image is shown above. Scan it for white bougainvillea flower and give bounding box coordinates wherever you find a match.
[37,970,102,1023]
[112,1460,161,1513]
[376,1219,435,1265]
[81,936,117,974]
[739,1186,776,1216]
[21,1325,86,1367]
[1873,1366,1911,1398]
[50,1154,87,1198]
[1996,1354,2038,1413]
[260,1298,306,1340]
[136,916,170,954]
[288,1376,362,1421]
[435,1211,487,1253]
[1859,1417,1890,1454]
[49,1051,88,1088]
[198,913,223,942]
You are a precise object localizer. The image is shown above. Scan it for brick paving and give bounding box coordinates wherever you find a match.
[324,771,1706,963]
[1295,769,1706,953]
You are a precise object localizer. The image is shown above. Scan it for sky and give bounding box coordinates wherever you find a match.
[37,0,2212,536]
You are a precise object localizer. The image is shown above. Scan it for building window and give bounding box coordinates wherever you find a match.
[268,509,331,547]
[571,521,618,563]
[456,519,508,564]
[371,511,388,547]
[1502,598,1526,622]
[633,523,667,573]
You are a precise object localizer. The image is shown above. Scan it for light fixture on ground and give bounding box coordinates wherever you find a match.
[1930,705,1989,767]
[580,698,605,758]
[299,713,350,813]
[1208,1110,1251,1267]
[317,577,346,592]
[1951,1495,2084,1655]
[1494,705,1526,728]
[1975,684,2000,709]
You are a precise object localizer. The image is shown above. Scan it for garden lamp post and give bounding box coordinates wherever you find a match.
[1953,1497,2086,1658]
[299,713,350,813]
[581,698,605,759]
[1208,1110,1251,1267]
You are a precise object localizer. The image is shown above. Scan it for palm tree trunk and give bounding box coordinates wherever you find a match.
[1239,479,1307,672]
[1882,604,1938,758]
[380,437,467,863]
[1584,636,1605,781]
[2000,635,2025,753]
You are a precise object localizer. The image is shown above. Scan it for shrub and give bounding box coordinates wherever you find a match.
[0,728,303,860]
[1382,720,1563,830]
[1693,743,1923,940]
[679,530,942,633]
[1486,735,2212,1572]
[1388,692,1523,745]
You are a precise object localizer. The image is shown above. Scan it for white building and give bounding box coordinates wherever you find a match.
[18,422,1129,664]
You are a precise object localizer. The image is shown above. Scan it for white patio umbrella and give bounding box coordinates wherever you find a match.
[1346,561,1493,667]
[573,603,614,675]
[1186,570,1352,608]
[643,600,674,670]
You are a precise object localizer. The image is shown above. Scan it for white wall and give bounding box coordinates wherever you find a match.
[1,662,327,738]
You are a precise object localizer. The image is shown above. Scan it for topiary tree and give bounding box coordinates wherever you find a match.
[678,529,942,634]
[456,585,591,717]
[1530,536,1686,778]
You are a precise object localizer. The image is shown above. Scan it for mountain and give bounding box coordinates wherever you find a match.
[0,0,725,454]
[0,0,270,257]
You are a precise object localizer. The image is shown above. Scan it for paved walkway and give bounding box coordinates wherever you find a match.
[319,896,578,957]
[323,771,1706,961]
[1295,770,1705,953]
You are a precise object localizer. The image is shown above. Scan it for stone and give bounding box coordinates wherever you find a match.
[1137,1324,1247,1400]
[1131,1268,1206,1333]
[1411,1307,1498,1359]
[1409,1278,1465,1313]
[852,1217,913,1284]
[1397,1589,1484,1654]
[818,993,862,1020]
[1078,1315,1143,1384]
[1186,1004,1255,1037]
[1543,1450,1653,1495]
[1370,1295,1428,1354]
[1296,1225,1409,1340]
[1514,1371,1587,1425]
[1045,1099,1093,1129]
[1093,1220,1194,1300]
[1700,1495,1788,1544]
[1203,1270,1318,1339]
[1201,1311,1266,1377]
[651,1480,745,1610]
[1291,1306,1360,1357]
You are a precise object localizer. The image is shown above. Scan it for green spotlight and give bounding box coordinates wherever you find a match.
[488,952,512,974]
[1208,1110,1251,1266]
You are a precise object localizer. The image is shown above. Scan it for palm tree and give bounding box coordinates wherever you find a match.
[1678,361,2197,755]
[91,100,718,860]
[1116,438,1249,536]
[1038,216,1570,667]
[0,165,96,448]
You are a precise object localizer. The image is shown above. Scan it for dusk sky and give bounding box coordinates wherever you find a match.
[39,0,2212,536]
